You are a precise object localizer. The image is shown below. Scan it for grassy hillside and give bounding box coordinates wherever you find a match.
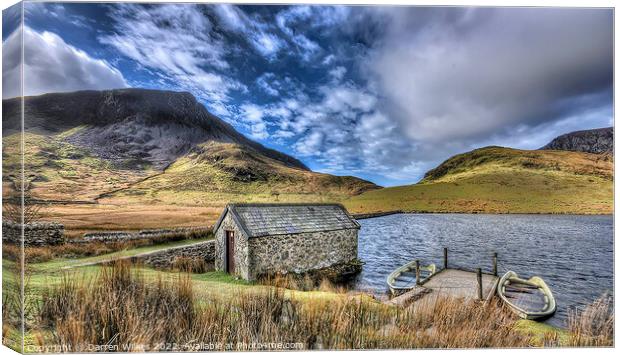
[100,141,377,206]
[2,131,154,202]
[344,147,613,214]
[3,132,377,233]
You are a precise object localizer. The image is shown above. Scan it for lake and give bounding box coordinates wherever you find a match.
[355,213,613,327]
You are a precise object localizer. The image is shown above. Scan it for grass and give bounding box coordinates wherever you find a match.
[14,261,611,351]
[3,243,613,351]
[40,204,222,237]
[97,141,376,209]
[513,319,570,346]
[36,144,612,235]
[140,141,377,195]
[27,262,524,350]
[345,147,613,215]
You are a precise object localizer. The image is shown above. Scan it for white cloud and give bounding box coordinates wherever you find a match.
[253,33,285,58]
[249,122,269,140]
[276,5,349,30]
[212,4,247,32]
[319,85,377,113]
[213,4,285,59]
[328,66,347,81]
[250,79,419,180]
[273,130,295,139]
[240,103,264,123]
[208,102,232,117]
[257,73,297,97]
[275,7,323,61]
[291,34,320,61]
[3,26,127,99]
[322,54,336,65]
[26,3,91,29]
[240,103,269,140]
[294,130,324,156]
[267,106,292,120]
[99,4,244,106]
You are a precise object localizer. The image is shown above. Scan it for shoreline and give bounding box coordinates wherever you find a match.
[352,210,613,219]
[351,210,404,220]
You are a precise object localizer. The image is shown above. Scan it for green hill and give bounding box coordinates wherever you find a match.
[97,140,379,207]
[344,146,613,215]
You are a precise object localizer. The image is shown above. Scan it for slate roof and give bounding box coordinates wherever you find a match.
[214,203,360,238]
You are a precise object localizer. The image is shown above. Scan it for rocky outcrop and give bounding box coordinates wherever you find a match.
[541,127,613,154]
[2,221,64,246]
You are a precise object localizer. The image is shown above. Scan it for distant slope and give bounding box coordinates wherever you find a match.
[345,146,613,214]
[99,141,378,206]
[541,127,613,154]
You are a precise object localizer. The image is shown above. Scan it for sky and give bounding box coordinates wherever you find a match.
[2,2,614,186]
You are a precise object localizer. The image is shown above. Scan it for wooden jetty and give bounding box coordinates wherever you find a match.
[386,248,500,307]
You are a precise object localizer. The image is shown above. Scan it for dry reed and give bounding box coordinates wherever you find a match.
[171,256,210,273]
[35,261,552,351]
[567,294,614,347]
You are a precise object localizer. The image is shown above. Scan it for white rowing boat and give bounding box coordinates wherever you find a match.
[497,271,556,320]
[386,260,436,295]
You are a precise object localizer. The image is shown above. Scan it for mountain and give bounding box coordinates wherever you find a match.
[344,146,613,214]
[2,89,307,170]
[2,89,379,232]
[541,127,613,154]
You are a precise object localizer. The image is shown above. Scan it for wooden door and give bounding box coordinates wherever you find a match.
[226,231,235,274]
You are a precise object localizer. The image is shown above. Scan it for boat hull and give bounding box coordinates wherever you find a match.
[386,261,436,295]
[497,271,556,320]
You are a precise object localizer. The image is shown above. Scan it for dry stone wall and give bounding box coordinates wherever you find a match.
[129,240,215,269]
[82,226,212,242]
[2,221,65,246]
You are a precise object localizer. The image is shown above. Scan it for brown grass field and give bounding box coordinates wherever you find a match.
[4,262,611,351]
[3,133,614,236]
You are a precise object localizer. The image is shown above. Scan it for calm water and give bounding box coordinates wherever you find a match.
[355,214,613,327]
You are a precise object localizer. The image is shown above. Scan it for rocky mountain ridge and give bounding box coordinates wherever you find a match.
[2,89,307,170]
[541,127,613,154]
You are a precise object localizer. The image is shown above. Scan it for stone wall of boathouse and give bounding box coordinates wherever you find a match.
[214,212,251,280]
[248,229,358,280]
[215,211,360,281]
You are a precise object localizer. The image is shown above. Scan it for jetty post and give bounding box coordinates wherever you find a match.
[443,247,448,269]
[415,260,421,285]
[476,268,483,300]
[492,252,498,276]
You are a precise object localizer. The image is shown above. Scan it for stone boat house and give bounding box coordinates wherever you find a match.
[214,203,360,281]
